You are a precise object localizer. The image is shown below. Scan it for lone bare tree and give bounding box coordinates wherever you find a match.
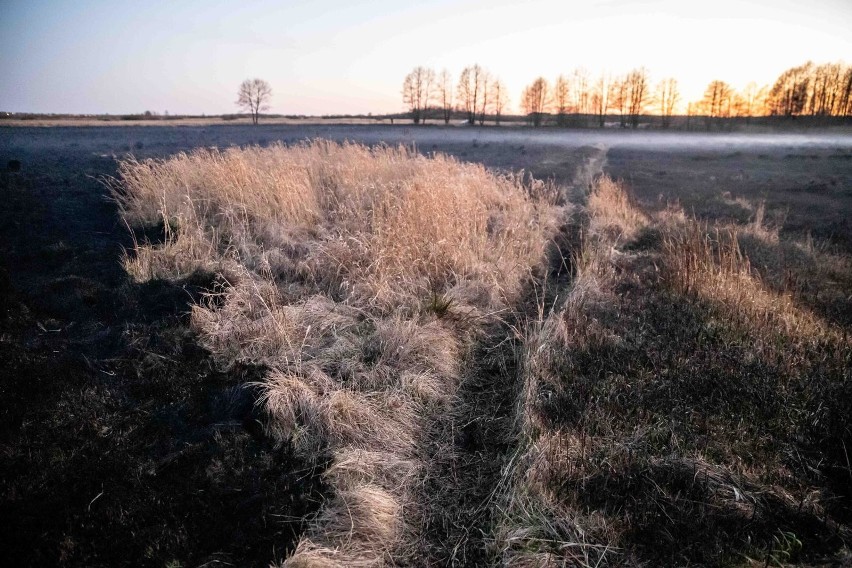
[591,74,610,127]
[609,75,629,127]
[734,82,767,122]
[478,70,491,125]
[699,80,734,129]
[626,67,649,128]
[237,79,272,125]
[403,66,435,124]
[571,68,591,115]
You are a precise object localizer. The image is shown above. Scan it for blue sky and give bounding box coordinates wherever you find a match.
[1,0,850,115]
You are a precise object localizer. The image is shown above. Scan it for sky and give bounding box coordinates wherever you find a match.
[1,0,850,115]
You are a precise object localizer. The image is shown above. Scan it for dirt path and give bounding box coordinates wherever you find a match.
[419,147,609,565]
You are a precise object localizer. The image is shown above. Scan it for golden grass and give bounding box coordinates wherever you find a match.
[662,222,837,344]
[495,175,851,566]
[114,141,558,311]
[116,144,850,564]
[115,140,560,564]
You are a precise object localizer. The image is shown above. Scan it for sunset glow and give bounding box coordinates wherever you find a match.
[1,0,850,115]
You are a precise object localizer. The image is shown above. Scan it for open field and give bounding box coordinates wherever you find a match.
[0,116,400,128]
[2,124,851,566]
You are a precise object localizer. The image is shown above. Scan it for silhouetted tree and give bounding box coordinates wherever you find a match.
[806,62,848,116]
[437,69,453,124]
[478,70,491,125]
[767,62,812,117]
[237,78,272,125]
[840,65,852,116]
[734,82,768,121]
[522,77,550,127]
[490,79,509,126]
[403,66,434,124]
[626,68,649,128]
[655,78,679,128]
[554,75,570,126]
[695,80,735,130]
[458,65,485,125]
[572,68,591,115]
[609,75,629,127]
[700,80,734,128]
[591,74,610,127]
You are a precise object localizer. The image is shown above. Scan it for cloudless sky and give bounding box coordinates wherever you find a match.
[1,0,850,115]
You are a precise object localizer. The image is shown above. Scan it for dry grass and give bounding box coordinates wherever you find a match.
[114,140,560,564]
[662,223,835,343]
[495,175,852,566]
[114,141,557,311]
[115,144,851,565]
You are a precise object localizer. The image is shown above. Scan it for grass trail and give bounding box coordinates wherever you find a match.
[418,147,609,564]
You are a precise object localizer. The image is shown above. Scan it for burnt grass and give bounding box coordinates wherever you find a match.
[533,248,852,565]
[1,124,851,566]
[0,166,325,566]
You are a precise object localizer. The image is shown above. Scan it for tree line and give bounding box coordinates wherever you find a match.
[403,61,852,128]
[403,65,510,126]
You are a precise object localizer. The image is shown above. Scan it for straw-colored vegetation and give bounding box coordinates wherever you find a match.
[114,140,560,565]
[115,141,851,566]
[495,176,851,566]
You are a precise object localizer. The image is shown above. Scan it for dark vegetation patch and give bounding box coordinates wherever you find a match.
[605,147,852,254]
[531,248,851,565]
[0,163,323,566]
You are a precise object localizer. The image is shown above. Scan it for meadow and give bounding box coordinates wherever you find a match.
[1,123,851,566]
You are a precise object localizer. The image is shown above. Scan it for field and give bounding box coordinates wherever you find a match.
[1,124,851,566]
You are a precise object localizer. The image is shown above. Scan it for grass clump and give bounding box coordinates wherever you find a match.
[114,140,560,565]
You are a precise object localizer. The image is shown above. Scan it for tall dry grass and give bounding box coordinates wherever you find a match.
[495,175,851,566]
[114,141,558,311]
[114,140,561,565]
[661,222,838,345]
[496,176,633,567]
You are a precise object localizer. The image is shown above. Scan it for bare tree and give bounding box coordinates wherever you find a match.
[609,75,629,127]
[522,77,550,127]
[237,78,272,125]
[572,68,591,116]
[626,67,649,128]
[478,70,491,125]
[437,69,453,124]
[490,79,509,126]
[840,65,852,117]
[458,65,485,125]
[591,74,610,127]
[655,77,679,128]
[730,82,768,122]
[554,75,570,126]
[767,62,812,117]
[807,62,846,116]
[402,66,435,124]
[700,80,734,128]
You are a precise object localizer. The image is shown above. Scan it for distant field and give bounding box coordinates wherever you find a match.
[1,124,851,566]
[0,116,401,127]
